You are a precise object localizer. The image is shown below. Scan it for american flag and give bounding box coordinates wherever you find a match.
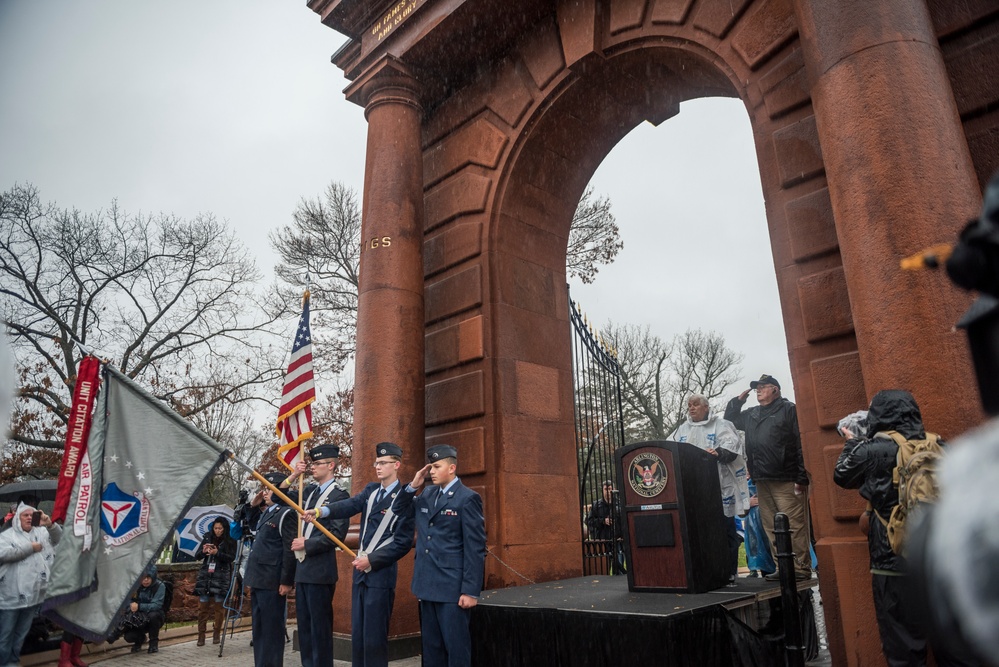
[276,291,315,470]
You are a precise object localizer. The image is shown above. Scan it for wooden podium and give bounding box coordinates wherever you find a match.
[615,441,729,593]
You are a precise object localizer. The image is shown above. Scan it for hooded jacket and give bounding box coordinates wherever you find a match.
[133,566,165,613]
[669,411,751,517]
[0,503,62,609]
[833,389,928,572]
[724,395,808,485]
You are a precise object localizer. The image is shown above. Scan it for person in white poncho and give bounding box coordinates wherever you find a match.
[0,503,62,667]
[669,394,750,584]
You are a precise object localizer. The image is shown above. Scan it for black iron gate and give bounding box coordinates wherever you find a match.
[569,296,627,575]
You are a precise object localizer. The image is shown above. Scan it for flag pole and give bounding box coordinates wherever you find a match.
[230,454,356,558]
[298,279,309,540]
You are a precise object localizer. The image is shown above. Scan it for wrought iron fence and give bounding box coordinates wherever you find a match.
[569,295,626,575]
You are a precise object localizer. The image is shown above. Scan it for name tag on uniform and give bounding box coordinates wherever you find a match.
[421,508,429,513]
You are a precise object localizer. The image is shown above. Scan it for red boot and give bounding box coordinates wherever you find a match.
[57,640,73,667]
[70,637,89,667]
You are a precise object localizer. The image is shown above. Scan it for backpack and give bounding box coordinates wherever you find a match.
[159,578,174,615]
[872,429,944,555]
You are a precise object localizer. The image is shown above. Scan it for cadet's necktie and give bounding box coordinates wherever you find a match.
[375,488,385,505]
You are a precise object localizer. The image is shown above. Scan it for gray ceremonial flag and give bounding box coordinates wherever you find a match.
[43,365,228,640]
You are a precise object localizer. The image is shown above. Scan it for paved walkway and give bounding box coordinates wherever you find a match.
[35,625,421,667]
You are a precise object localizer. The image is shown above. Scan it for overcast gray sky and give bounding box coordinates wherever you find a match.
[0,1,792,405]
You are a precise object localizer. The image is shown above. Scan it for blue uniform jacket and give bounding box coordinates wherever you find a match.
[287,482,350,585]
[327,481,416,588]
[243,503,298,590]
[407,479,486,602]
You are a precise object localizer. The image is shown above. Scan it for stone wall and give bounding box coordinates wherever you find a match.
[157,563,296,623]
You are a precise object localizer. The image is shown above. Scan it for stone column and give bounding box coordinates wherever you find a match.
[792,0,981,428]
[348,57,426,487]
[792,2,982,664]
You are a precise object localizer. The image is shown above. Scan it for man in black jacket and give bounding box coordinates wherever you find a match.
[725,374,811,581]
[584,480,626,574]
[833,390,977,667]
[244,472,298,667]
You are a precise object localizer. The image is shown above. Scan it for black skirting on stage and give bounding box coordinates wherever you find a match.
[470,575,817,667]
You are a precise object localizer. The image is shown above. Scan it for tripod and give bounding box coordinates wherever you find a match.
[218,534,252,657]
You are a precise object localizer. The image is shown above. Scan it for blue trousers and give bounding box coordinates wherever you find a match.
[251,588,287,667]
[0,605,37,666]
[418,600,471,667]
[295,582,334,667]
[352,583,394,667]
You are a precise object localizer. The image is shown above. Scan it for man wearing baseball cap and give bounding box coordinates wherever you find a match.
[401,445,486,667]
[725,374,811,582]
[324,442,416,667]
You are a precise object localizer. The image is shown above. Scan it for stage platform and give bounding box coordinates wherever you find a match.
[470,574,819,666]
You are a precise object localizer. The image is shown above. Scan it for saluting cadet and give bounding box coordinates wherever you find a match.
[402,445,486,667]
[284,444,350,667]
[244,472,298,667]
[325,442,415,667]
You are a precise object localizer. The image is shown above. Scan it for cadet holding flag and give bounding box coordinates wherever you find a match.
[284,445,349,667]
[323,442,416,667]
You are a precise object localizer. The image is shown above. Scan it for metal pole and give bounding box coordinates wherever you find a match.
[774,512,805,667]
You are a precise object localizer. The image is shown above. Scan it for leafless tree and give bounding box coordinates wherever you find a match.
[271,182,623,369]
[270,181,359,373]
[186,381,273,506]
[602,324,743,441]
[566,187,624,285]
[0,183,288,454]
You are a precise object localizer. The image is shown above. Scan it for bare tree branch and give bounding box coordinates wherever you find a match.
[602,323,743,441]
[1,183,289,456]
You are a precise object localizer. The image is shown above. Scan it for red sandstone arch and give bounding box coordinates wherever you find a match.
[311,1,997,664]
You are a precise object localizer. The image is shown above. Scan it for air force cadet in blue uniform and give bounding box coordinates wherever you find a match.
[325,442,416,667]
[284,444,350,667]
[244,471,298,667]
[401,445,486,667]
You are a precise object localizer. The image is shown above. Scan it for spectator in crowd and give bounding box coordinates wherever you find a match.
[585,480,626,574]
[670,394,750,584]
[834,390,978,666]
[726,374,811,581]
[0,503,62,667]
[743,477,776,578]
[193,516,236,646]
[120,567,166,654]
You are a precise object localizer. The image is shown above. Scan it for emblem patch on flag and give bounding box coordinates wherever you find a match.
[100,482,150,547]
